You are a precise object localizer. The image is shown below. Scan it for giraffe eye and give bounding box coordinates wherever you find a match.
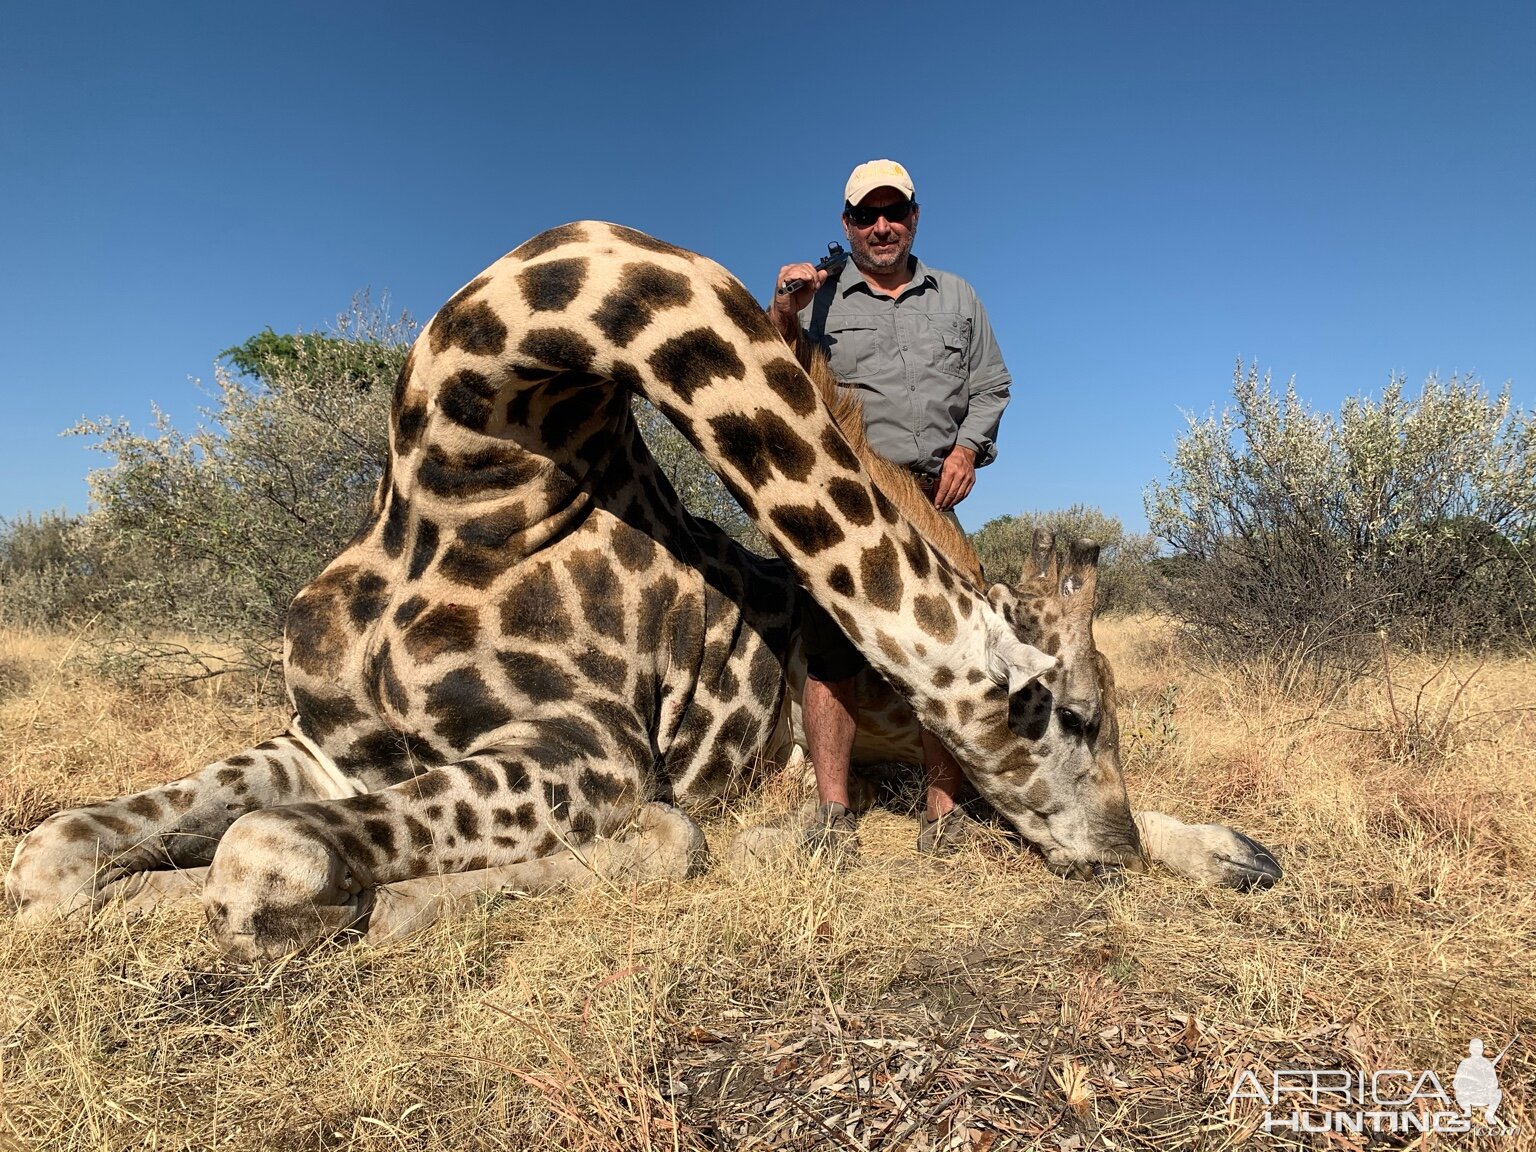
[1058,708,1085,735]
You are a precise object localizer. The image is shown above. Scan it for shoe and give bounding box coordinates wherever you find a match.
[800,801,860,861]
[917,807,990,857]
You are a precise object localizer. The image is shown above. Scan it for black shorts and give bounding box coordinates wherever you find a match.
[798,591,868,683]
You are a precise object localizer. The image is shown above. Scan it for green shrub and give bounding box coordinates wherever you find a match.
[1145,363,1535,674]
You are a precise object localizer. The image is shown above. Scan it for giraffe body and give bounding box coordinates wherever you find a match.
[7,223,1280,960]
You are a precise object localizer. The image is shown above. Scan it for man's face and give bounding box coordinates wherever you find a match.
[844,187,919,275]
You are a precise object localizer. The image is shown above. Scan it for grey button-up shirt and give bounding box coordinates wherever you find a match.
[798,256,1011,475]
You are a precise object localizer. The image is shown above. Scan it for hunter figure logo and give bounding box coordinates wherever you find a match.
[1454,1038,1511,1124]
[1229,1036,1519,1136]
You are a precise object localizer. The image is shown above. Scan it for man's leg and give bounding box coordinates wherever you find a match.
[804,675,857,808]
[919,727,964,821]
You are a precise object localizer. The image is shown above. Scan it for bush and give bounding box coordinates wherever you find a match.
[69,296,414,655]
[0,511,100,629]
[1145,363,1536,676]
[969,505,1158,614]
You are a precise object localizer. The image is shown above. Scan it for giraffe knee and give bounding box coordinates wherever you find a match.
[203,810,371,962]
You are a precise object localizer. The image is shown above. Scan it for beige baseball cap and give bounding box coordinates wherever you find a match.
[844,159,915,206]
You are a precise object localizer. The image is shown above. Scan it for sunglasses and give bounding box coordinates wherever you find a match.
[844,199,916,228]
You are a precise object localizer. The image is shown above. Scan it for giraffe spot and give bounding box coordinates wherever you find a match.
[592,261,694,347]
[540,386,604,447]
[933,667,954,689]
[364,819,397,855]
[831,606,864,644]
[715,280,778,343]
[491,807,514,828]
[569,810,596,845]
[608,224,693,258]
[403,770,453,800]
[393,595,428,627]
[424,666,514,752]
[418,442,544,502]
[439,506,534,589]
[955,699,975,725]
[287,570,364,676]
[543,779,571,812]
[612,525,657,573]
[381,488,408,558]
[214,767,243,787]
[913,595,957,643]
[637,574,680,653]
[936,564,954,592]
[709,411,811,488]
[403,603,480,663]
[290,685,367,745]
[518,256,589,313]
[496,649,576,704]
[859,538,904,612]
[1044,633,1060,655]
[504,761,531,793]
[511,223,588,261]
[575,647,628,693]
[499,562,574,644]
[267,759,292,793]
[406,520,441,581]
[454,801,480,841]
[762,358,817,414]
[820,427,861,472]
[648,328,745,403]
[956,594,972,618]
[876,631,909,668]
[769,504,845,556]
[224,755,255,768]
[1008,682,1053,741]
[405,816,434,852]
[578,767,627,805]
[565,549,625,642]
[520,327,597,373]
[828,564,856,597]
[872,489,900,525]
[965,668,985,684]
[826,478,875,526]
[376,654,408,718]
[899,529,931,579]
[439,368,500,432]
[393,371,427,456]
[747,642,787,701]
[429,279,507,356]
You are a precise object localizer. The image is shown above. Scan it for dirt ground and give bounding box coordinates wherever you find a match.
[1,618,1532,1150]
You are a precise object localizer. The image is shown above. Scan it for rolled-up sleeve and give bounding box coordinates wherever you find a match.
[956,296,1011,467]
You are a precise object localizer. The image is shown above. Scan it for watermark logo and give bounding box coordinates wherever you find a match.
[1228,1036,1518,1137]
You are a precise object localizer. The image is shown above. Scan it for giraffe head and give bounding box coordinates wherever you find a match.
[975,531,1144,878]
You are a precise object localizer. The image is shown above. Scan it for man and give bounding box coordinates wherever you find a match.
[768,159,1012,856]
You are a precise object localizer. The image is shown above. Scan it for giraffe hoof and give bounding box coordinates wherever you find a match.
[203,810,372,962]
[1211,829,1283,891]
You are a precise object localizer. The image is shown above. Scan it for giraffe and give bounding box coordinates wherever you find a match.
[6,222,1280,961]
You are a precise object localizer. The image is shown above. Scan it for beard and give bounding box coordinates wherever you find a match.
[850,228,913,274]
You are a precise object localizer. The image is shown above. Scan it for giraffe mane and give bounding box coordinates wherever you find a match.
[791,331,986,590]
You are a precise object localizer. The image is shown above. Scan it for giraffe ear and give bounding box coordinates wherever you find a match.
[984,601,1057,694]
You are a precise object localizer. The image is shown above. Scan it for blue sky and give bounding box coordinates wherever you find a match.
[2,1,1532,535]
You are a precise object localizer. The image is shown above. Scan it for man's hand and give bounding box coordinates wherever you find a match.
[768,262,828,338]
[934,445,976,510]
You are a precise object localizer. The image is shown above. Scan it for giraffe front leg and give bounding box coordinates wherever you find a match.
[6,733,349,923]
[202,745,641,961]
[1134,811,1283,890]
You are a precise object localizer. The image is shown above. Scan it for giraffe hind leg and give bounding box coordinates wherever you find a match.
[5,730,362,923]
[363,802,709,944]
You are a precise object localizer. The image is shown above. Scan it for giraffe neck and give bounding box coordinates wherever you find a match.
[409,222,1004,754]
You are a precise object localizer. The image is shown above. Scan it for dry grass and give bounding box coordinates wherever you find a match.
[2,620,1533,1150]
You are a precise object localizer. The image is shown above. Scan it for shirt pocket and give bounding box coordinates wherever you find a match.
[923,313,972,380]
[822,319,885,381]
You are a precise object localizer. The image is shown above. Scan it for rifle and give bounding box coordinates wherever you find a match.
[776,242,848,297]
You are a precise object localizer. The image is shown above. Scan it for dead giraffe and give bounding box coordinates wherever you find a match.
[6,223,1279,960]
